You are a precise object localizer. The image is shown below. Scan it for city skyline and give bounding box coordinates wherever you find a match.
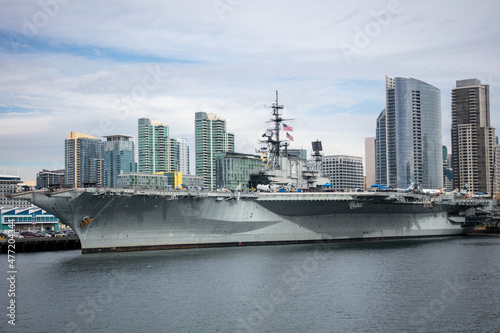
[1,0,499,181]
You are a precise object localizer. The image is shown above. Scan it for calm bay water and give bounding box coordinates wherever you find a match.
[2,236,499,333]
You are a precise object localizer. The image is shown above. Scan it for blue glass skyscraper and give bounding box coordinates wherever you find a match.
[376,77,443,189]
[103,135,137,188]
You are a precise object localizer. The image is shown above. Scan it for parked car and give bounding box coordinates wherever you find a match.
[52,231,66,237]
[20,231,38,238]
[65,230,77,237]
[36,231,51,237]
[0,232,9,239]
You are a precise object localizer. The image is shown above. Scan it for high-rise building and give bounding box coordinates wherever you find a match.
[195,112,235,190]
[138,118,175,174]
[103,135,137,188]
[376,77,442,189]
[451,79,496,194]
[442,146,453,192]
[175,138,190,175]
[321,155,364,191]
[375,109,387,186]
[494,137,500,196]
[65,132,103,188]
[364,137,376,188]
[36,169,64,189]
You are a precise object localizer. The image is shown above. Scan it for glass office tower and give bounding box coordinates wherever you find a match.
[377,77,443,189]
[103,135,137,188]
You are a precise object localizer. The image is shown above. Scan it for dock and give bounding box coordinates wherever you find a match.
[468,224,500,236]
[0,236,81,254]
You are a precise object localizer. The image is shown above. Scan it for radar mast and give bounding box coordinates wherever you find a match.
[261,91,293,169]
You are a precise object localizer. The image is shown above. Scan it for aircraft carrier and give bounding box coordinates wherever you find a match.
[12,93,490,253]
[13,187,486,253]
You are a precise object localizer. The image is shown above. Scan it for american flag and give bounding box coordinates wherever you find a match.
[286,132,294,141]
[283,123,293,131]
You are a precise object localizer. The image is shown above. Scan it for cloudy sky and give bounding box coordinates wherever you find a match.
[1,0,499,181]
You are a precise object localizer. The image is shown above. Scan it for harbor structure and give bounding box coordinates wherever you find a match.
[451,79,496,194]
[103,135,137,188]
[0,207,59,232]
[195,112,234,190]
[64,132,103,188]
[376,77,443,189]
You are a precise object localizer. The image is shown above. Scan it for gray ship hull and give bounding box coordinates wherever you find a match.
[15,189,481,253]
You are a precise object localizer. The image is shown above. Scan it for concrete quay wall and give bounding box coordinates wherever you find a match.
[0,236,81,254]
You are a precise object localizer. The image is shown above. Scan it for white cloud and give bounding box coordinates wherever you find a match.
[0,0,499,181]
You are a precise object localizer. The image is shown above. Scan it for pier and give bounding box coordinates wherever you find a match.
[0,236,81,254]
[468,224,500,236]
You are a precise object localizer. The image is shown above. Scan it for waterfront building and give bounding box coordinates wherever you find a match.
[103,135,137,188]
[154,172,182,189]
[0,174,32,208]
[215,152,265,191]
[0,207,59,232]
[376,77,442,189]
[364,137,376,188]
[36,169,64,189]
[138,118,176,174]
[181,174,204,188]
[321,155,364,191]
[65,132,103,188]
[195,112,235,190]
[451,79,496,194]
[116,172,181,190]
